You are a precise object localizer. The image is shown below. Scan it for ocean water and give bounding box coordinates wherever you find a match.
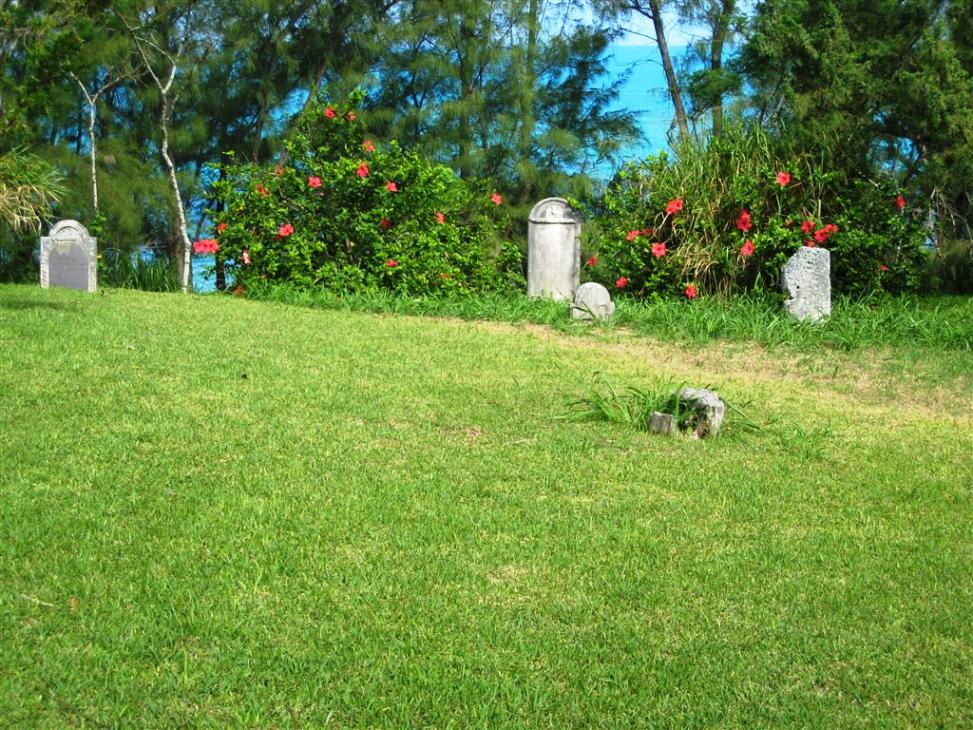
[602,43,677,167]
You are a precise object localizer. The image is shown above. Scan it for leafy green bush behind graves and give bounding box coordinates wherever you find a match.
[580,125,930,299]
[209,93,523,296]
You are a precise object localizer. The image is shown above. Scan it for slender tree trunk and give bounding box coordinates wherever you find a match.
[159,95,193,292]
[517,0,540,202]
[645,0,690,142]
[709,0,734,136]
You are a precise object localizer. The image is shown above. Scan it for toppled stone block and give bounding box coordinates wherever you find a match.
[677,387,726,438]
[649,411,677,435]
[571,282,615,322]
[782,246,831,322]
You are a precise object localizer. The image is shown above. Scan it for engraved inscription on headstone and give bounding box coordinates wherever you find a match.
[40,220,97,293]
[527,197,581,300]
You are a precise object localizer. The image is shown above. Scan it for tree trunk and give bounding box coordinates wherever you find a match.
[517,0,540,202]
[645,0,690,142]
[158,91,193,292]
[709,0,734,137]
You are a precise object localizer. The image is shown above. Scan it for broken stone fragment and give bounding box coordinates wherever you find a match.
[649,411,677,435]
[676,387,726,438]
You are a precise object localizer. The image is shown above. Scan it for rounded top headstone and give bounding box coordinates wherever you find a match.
[48,219,91,241]
[573,282,612,306]
[528,197,581,225]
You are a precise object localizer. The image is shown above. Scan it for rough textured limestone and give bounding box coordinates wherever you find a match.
[571,282,615,321]
[782,246,831,322]
[677,387,726,438]
[649,411,677,435]
[527,197,581,300]
[40,220,97,293]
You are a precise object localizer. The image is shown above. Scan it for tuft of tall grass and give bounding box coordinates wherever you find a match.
[100,249,180,292]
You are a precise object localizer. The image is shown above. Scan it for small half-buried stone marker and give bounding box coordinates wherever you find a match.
[527,197,581,300]
[782,246,830,322]
[40,220,97,293]
[571,282,615,322]
[649,387,726,438]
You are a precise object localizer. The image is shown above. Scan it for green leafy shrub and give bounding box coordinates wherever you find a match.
[582,125,928,299]
[209,94,522,295]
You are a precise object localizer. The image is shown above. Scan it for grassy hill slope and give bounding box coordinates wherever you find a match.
[2,284,971,726]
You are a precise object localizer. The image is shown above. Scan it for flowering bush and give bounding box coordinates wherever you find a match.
[582,125,928,298]
[208,94,521,295]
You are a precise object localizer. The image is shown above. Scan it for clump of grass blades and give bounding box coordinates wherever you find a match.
[568,374,762,435]
[101,249,179,292]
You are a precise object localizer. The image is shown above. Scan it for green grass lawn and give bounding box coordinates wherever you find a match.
[2,283,971,727]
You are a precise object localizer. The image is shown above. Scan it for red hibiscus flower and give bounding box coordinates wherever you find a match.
[308,176,322,188]
[685,284,698,299]
[324,107,336,118]
[380,217,391,230]
[801,220,815,233]
[666,198,684,215]
[814,223,838,243]
[805,239,816,247]
[625,229,639,241]
[776,171,791,187]
[192,239,218,254]
[585,255,597,267]
[615,276,629,289]
[741,239,755,257]
[896,195,906,212]
[879,264,889,272]
[363,140,375,153]
[356,162,369,178]
[651,242,667,258]
[256,185,268,197]
[491,192,503,205]
[386,181,398,192]
[435,211,445,224]
[736,208,752,232]
[216,222,227,233]
[277,223,294,237]
[386,259,397,268]
[241,249,251,265]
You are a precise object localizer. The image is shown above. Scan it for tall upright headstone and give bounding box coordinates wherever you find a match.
[40,220,97,293]
[527,197,581,300]
[782,246,830,322]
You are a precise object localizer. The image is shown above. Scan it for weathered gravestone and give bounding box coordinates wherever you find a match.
[40,220,97,293]
[781,246,830,322]
[527,197,581,300]
[648,388,726,438]
[571,282,615,321]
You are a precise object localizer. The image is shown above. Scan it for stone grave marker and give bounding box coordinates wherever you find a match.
[782,246,830,322]
[527,197,581,300]
[571,282,615,321]
[40,220,97,293]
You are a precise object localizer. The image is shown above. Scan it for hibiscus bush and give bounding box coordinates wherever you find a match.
[208,94,522,295]
[582,125,928,299]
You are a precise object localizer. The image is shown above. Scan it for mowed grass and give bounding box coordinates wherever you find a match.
[1,283,971,727]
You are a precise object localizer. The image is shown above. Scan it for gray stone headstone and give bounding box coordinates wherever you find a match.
[527,197,581,300]
[649,411,677,435]
[571,282,615,321]
[782,247,830,322]
[40,220,97,293]
[677,387,726,438]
